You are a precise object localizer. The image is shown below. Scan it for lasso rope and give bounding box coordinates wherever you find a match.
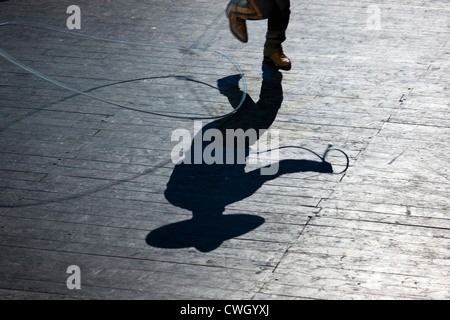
[0,21,247,120]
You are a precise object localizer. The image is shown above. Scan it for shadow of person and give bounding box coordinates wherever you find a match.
[146,62,333,252]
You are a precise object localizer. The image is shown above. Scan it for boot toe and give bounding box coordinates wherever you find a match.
[229,16,248,43]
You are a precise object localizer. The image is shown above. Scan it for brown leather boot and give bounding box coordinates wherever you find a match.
[229,14,248,43]
[265,51,292,70]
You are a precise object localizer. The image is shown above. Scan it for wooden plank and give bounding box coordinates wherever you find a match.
[0,0,449,300]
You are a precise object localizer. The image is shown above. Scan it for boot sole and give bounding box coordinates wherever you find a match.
[263,57,291,71]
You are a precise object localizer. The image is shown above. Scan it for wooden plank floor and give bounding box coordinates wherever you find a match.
[0,0,449,300]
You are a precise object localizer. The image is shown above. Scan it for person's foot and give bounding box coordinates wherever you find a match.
[229,14,248,43]
[264,51,292,70]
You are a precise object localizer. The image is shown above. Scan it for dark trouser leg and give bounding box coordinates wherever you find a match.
[263,0,290,56]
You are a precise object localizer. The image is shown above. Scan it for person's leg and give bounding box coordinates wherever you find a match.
[263,0,291,69]
[264,0,290,56]
[227,0,292,69]
[227,0,266,43]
